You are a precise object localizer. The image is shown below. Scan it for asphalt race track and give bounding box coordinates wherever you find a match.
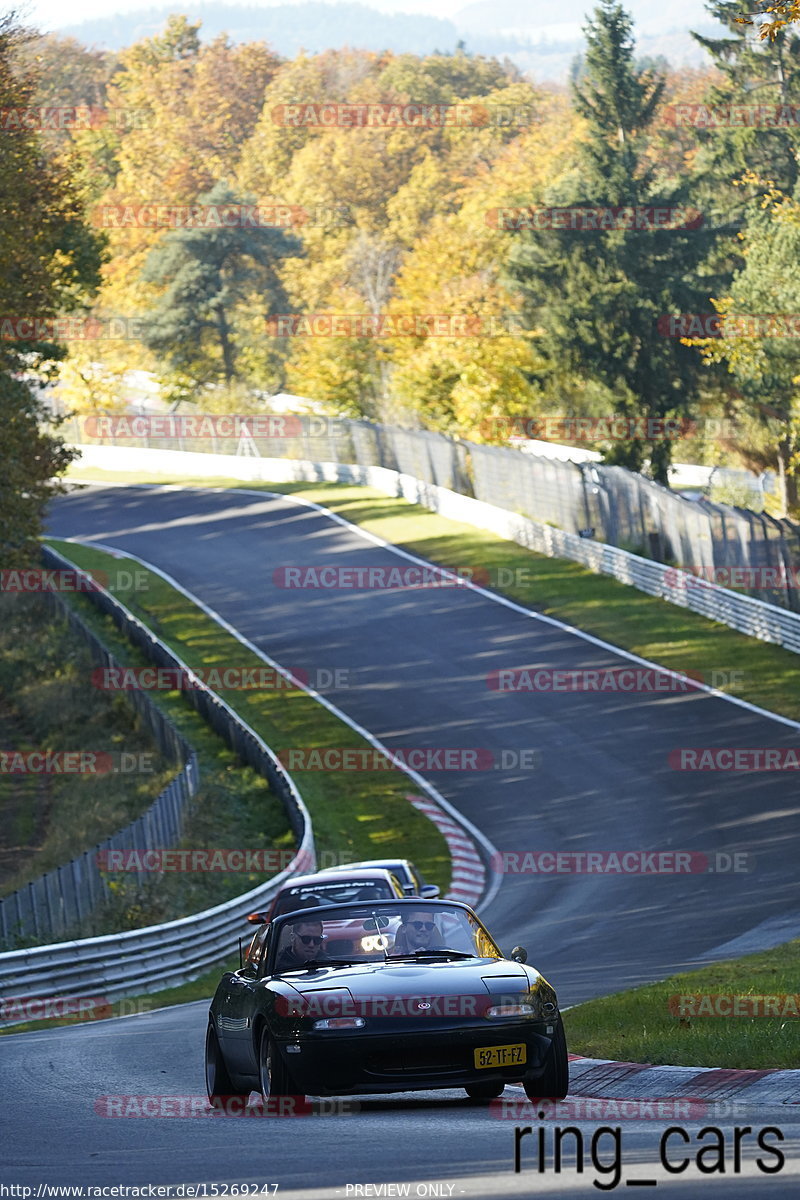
[44,485,800,996]
[3,999,800,1196]
[3,481,798,1196]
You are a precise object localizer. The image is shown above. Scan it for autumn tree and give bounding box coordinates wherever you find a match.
[694,188,800,513]
[14,31,114,121]
[91,17,282,350]
[0,13,103,564]
[679,4,800,497]
[384,97,577,435]
[736,0,800,41]
[243,47,539,420]
[107,16,281,202]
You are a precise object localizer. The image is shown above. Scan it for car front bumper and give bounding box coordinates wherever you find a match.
[277,1020,558,1096]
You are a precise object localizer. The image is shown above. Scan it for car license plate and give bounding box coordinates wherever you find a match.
[474,1043,526,1069]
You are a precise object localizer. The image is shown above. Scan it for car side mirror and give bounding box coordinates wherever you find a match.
[420,884,440,899]
[511,946,528,963]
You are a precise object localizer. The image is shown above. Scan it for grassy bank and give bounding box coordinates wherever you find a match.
[0,591,174,899]
[564,939,800,1069]
[0,586,293,946]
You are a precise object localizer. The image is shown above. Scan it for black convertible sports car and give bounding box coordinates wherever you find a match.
[205,898,568,1105]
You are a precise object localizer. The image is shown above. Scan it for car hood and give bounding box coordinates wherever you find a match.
[270,958,558,1018]
[285,958,526,989]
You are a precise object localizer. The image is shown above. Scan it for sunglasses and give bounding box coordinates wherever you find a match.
[297,934,325,945]
[409,921,435,931]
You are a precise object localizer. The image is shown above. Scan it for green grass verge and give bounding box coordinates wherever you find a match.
[564,939,800,1069]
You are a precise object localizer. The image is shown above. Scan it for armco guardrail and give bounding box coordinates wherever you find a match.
[0,865,309,1022]
[0,588,198,948]
[369,463,800,656]
[0,546,314,1011]
[476,494,800,656]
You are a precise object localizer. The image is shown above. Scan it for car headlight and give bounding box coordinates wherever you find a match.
[313,1017,366,1030]
[361,934,389,952]
[485,1003,536,1018]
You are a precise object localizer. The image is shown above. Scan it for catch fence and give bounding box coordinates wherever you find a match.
[62,414,800,611]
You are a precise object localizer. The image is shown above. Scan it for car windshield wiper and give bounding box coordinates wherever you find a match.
[308,958,357,967]
[273,958,356,973]
[385,948,475,960]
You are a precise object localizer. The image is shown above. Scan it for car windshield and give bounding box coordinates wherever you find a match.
[382,863,411,887]
[269,900,503,971]
[272,879,395,916]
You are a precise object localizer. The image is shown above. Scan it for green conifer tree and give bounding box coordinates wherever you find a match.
[140,181,301,390]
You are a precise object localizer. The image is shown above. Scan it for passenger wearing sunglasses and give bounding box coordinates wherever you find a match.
[276,919,328,970]
[392,910,442,954]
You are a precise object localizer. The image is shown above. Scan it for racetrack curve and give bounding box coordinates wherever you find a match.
[4,481,797,1197]
[44,485,800,998]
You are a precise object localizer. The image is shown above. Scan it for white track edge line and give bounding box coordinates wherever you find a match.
[68,479,800,734]
[55,526,502,913]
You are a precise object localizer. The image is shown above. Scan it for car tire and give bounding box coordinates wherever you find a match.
[258,1026,299,1103]
[205,1021,250,1108]
[464,1081,505,1101]
[523,1016,569,1101]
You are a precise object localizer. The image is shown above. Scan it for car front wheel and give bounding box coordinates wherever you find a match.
[205,1021,250,1109]
[523,1016,569,1101]
[258,1026,300,1105]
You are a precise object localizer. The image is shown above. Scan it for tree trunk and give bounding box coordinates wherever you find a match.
[216,308,235,383]
[776,441,789,518]
[649,436,672,487]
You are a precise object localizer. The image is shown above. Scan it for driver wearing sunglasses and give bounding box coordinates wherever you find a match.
[393,909,441,954]
[276,919,328,970]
